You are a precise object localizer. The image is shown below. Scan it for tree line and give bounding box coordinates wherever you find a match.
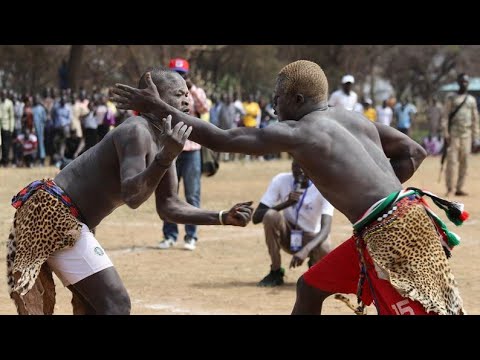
[1,45,479,101]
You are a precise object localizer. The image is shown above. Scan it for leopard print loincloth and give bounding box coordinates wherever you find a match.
[359,196,464,315]
[7,189,83,298]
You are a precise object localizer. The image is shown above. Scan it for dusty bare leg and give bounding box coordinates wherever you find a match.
[291,275,333,315]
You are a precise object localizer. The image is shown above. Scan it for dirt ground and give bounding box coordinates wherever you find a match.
[1,155,479,315]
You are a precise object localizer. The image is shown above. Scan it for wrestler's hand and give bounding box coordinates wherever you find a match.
[223,201,254,227]
[111,72,166,114]
[155,115,193,166]
[289,247,309,269]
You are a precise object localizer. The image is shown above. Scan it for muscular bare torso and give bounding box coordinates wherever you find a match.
[288,107,402,223]
[54,116,164,228]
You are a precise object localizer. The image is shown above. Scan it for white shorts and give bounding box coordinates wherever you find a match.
[47,224,114,286]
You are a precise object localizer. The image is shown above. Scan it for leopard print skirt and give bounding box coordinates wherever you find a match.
[7,189,83,299]
[359,196,464,315]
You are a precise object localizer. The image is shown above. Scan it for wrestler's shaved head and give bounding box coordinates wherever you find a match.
[277,60,328,103]
[138,67,190,113]
[138,67,184,93]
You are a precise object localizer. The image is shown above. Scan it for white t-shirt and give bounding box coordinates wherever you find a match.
[260,173,334,233]
[376,106,393,126]
[329,90,358,111]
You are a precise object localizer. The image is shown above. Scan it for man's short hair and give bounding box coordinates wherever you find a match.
[277,60,328,103]
[457,73,469,82]
[138,67,180,90]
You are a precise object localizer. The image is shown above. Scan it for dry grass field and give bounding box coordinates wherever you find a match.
[1,155,479,315]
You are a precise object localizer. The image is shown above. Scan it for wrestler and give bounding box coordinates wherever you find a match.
[7,68,253,315]
[112,60,467,315]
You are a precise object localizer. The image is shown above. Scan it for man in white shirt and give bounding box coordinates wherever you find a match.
[328,74,358,111]
[376,99,393,126]
[252,160,334,287]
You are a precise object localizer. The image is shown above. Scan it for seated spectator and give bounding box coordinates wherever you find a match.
[15,128,38,168]
[60,129,85,170]
[422,135,443,156]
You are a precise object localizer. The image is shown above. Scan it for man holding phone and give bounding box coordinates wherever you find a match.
[252,160,334,287]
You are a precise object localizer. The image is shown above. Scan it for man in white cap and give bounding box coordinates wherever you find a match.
[328,74,358,111]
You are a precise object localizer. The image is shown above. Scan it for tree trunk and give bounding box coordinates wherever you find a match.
[67,45,84,90]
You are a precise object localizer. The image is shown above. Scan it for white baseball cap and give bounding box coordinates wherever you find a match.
[341,74,355,84]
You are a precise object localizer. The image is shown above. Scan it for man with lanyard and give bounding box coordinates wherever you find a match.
[252,160,334,287]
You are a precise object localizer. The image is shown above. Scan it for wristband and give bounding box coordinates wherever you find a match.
[219,210,225,225]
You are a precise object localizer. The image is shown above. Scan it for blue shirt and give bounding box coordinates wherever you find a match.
[53,105,71,128]
[32,105,47,126]
[394,103,417,129]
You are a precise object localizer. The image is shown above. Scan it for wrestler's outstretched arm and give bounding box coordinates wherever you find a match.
[155,165,253,226]
[112,73,298,156]
[374,122,427,183]
[113,115,192,209]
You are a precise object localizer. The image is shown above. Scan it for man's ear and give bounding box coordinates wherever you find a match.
[295,94,305,104]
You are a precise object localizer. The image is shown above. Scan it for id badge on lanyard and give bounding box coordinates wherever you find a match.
[290,180,309,252]
[290,229,303,252]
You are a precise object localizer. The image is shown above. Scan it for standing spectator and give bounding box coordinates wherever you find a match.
[242,94,261,128]
[394,98,417,137]
[427,96,443,137]
[106,97,118,128]
[229,92,246,161]
[252,160,334,287]
[217,94,237,161]
[208,94,221,127]
[0,89,15,166]
[32,95,47,166]
[159,58,208,251]
[12,93,24,166]
[82,101,99,151]
[362,98,377,122]
[96,96,110,141]
[22,96,34,132]
[42,88,56,164]
[13,93,24,136]
[71,92,89,140]
[376,99,393,126]
[242,94,261,160]
[52,95,72,164]
[442,73,480,196]
[328,74,358,111]
[218,94,236,131]
[233,92,246,128]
